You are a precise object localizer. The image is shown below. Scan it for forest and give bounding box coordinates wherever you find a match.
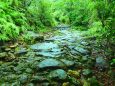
[0,0,115,86]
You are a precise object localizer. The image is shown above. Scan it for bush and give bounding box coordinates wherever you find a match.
[0,1,27,41]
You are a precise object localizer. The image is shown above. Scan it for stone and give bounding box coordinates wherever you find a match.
[35,52,59,57]
[96,57,106,65]
[19,74,28,84]
[82,69,92,76]
[35,50,61,57]
[31,42,61,57]
[26,31,44,41]
[74,47,90,55]
[5,48,11,52]
[67,70,80,78]
[9,43,18,48]
[25,68,33,73]
[80,41,89,46]
[62,82,70,86]
[42,82,50,86]
[60,59,75,67]
[0,52,7,58]
[38,59,64,69]
[15,48,27,56]
[55,24,70,30]
[96,57,108,71]
[31,76,48,82]
[70,50,81,55]
[49,69,67,80]
[8,52,16,59]
[30,42,59,51]
[81,56,88,62]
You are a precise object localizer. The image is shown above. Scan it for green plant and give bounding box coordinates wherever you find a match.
[27,0,54,28]
[0,1,27,41]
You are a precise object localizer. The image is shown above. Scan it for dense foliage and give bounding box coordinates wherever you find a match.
[0,0,114,41]
[0,0,27,40]
[0,0,114,54]
[0,0,54,40]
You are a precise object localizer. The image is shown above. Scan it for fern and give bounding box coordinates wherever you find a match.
[0,1,28,41]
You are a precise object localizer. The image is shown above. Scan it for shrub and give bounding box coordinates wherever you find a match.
[0,1,27,41]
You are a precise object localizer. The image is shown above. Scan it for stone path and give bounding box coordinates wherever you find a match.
[0,25,106,86]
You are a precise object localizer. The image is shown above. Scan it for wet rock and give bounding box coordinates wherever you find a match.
[60,59,75,67]
[38,59,64,69]
[15,48,27,56]
[9,43,18,49]
[70,50,81,56]
[96,57,108,71]
[80,41,89,46]
[55,24,70,30]
[35,50,61,57]
[74,47,90,55]
[68,46,75,50]
[31,42,61,57]
[42,82,50,86]
[49,69,67,80]
[19,74,28,84]
[35,52,56,57]
[5,48,11,52]
[62,82,70,86]
[8,52,16,59]
[81,56,88,62]
[0,52,7,58]
[25,68,33,73]
[67,70,80,78]
[30,42,59,51]
[31,76,48,82]
[0,52,15,61]
[26,31,44,41]
[82,69,92,76]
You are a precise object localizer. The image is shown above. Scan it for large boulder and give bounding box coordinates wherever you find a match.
[30,42,59,51]
[38,59,64,69]
[30,42,62,57]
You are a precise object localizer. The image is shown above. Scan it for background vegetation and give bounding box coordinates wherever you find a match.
[0,0,114,52]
